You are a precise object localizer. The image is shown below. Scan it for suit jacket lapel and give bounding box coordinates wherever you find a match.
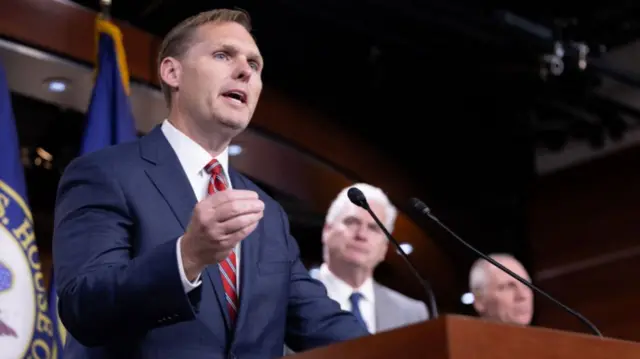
[227,168,261,337]
[139,125,230,335]
[140,126,196,230]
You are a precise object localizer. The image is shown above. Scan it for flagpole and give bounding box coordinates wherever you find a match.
[100,0,111,20]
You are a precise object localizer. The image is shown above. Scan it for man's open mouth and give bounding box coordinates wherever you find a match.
[222,90,247,104]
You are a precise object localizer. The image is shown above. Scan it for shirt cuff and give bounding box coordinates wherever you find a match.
[176,236,202,293]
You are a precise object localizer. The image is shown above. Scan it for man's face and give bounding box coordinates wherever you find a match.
[322,201,389,271]
[162,21,263,136]
[473,257,534,325]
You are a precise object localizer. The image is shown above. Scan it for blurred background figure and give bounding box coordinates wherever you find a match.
[314,183,430,334]
[469,253,534,326]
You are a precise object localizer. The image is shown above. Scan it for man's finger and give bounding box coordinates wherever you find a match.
[218,212,264,236]
[221,222,260,247]
[213,199,264,223]
[202,189,259,206]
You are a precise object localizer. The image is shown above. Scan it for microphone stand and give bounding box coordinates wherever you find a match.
[410,198,603,337]
[348,188,440,319]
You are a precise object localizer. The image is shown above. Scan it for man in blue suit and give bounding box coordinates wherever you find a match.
[52,8,369,359]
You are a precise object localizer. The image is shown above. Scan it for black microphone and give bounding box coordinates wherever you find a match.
[347,187,440,319]
[409,197,603,337]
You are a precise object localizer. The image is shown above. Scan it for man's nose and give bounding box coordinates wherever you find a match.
[354,226,368,241]
[233,61,252,82]
[514,285,527,300]
[353,226,366,241]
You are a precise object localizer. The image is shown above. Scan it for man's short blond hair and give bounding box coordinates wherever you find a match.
[157,9,252,106]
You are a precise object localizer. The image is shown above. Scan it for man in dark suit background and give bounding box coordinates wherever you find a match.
[52,9,368,358]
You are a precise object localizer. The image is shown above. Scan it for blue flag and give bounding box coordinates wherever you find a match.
[80,16,137,155]
[0,63,56,357]
[49,16,137,358]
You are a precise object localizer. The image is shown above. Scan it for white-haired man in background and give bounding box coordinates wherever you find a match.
[468,253,534,326]
[313,183,429,333]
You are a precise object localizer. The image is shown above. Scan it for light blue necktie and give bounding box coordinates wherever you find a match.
[349,292,369,332]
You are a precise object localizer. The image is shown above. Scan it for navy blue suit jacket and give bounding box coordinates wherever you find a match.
[52,126,368,359]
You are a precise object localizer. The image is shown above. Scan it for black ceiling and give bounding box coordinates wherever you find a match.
[66,0,640,153]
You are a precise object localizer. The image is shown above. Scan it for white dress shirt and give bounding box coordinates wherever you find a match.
[160,119,240,294]
[317,263,376,333]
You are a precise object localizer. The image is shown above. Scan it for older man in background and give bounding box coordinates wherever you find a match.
[313,183,430,333]
[468,253,534,326]
[283,183,429,355]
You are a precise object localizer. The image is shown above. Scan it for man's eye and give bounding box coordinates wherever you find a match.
[213,52,228,60]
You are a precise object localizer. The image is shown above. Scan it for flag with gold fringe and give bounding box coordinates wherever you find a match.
[49,13,137,358]
[0,61,56,358]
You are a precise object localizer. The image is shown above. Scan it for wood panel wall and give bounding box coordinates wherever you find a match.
[529,145,640,341]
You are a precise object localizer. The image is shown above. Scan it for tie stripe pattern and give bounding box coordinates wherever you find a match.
[205,159,238,324]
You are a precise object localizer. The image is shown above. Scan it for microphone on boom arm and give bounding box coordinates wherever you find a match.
[347,187,440,319]
[408,197,603,337]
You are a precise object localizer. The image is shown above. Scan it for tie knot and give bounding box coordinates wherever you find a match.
[204,159,222,175]
[349,292,363,305]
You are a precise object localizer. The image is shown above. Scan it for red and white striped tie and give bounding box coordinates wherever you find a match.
[204,159,238,324]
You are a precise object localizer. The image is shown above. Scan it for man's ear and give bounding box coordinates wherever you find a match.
[321,223,332,244]
[378,239,389,261]
[159,57,182,89]
[472,292,486,314]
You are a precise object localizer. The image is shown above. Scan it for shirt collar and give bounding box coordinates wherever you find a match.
[160,119,230,178]
[318,263,375,303]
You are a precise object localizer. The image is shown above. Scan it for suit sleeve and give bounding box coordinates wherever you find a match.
[52,156,196,347]
[279,207,369,351]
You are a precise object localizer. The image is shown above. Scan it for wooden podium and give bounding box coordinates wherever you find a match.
[289,315,640,359]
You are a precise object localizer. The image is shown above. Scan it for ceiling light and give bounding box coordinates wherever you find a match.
[36,147,53,161]
[44,78,69,93]
[397,242,413,255]
[229,144,242,156]
[461,292,474,305]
